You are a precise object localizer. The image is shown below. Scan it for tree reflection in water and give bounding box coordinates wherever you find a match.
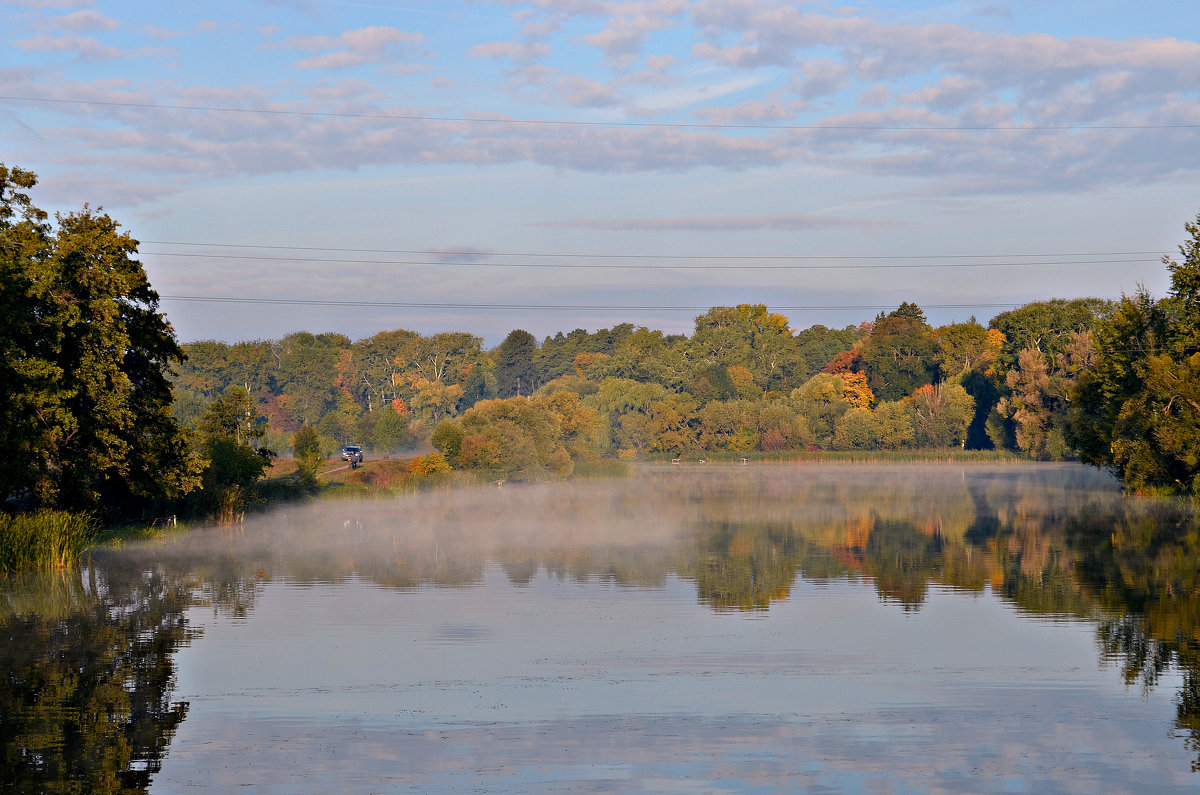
[4,464,1200,785]
[0,560,193,794]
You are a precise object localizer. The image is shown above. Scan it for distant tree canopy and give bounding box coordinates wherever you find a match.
[0,165,201,517]
[154,201,1199,493]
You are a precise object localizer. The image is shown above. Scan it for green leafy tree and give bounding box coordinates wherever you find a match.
[859,303,939,401]
[790,373,853,446]
[1070,212,1200,493]
[0,165,201,516]
[833,407,881,450]
[933,320,1002,379]
[276,332,347,426]
[495,329,538,397]
[430,419,465,466]
[340,329,421,412]
[911,383,976,448]
[370,405,412,452]
[794,323,867,379]
[193,387,274,518]
[455,397,567,479]
[989,297,1111,372]
[874,401,916,449]
[292,425,324,482]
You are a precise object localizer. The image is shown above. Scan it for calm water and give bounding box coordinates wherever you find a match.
[5,463,1200,792]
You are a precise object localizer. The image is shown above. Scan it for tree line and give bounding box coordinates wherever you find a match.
[3,161,1200,525]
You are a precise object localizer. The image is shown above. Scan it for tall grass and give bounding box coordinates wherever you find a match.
[0,511,97,573]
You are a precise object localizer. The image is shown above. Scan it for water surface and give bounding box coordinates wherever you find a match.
[5,463,1200,792]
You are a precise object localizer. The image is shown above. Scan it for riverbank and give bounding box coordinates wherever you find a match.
[0,449,1059,572]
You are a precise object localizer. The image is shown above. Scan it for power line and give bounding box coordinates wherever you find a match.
[160,295,1023,312]
[142,250,1161,270]
[140,239,1168,262]
[3,94,1196,132]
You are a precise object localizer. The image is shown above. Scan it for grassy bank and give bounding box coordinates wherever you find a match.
[0,511,98,574]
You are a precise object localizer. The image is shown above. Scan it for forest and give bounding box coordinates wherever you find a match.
[170,203,1200,495]
[172,301,1078,469]
[4,158,1200,535]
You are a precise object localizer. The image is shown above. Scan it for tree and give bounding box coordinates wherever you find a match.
[989,298,1111,371]
[933,320,1003,379]
[859,304,939,401]
[0,165,201,516]
[790,373,853,446]
[340,329,421,412]
[1070,212,1200,493]
[495,329,538,397]
[795,323,867,379]
[292,425,324,483]
[910,383,975,448]
[276,332,346,426]
[196,387,274,490]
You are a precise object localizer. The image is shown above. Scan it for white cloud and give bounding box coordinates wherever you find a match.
[469,40,551,61]
[280,26,427,71]
[16,34,122,60]
[49,8,117,32]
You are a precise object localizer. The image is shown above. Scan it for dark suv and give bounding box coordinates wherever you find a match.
[341,445,364,464]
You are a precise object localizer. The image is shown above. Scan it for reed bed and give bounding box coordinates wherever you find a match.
[0,511,97,573]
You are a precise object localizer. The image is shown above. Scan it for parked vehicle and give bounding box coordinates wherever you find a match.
[341,445,364,468]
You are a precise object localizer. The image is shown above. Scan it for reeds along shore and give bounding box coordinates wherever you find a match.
[0,511,97,574]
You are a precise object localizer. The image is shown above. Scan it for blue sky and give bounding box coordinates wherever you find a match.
[2,0,1198,344]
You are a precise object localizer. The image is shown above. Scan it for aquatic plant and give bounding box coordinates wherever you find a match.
[0,511,97,573]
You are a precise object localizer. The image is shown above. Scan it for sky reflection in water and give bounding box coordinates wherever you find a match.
[6,463,1200,792]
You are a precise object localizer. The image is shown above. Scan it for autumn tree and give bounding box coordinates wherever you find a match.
[795,323,868,379]
[934,320,1003,379]
[340,329,421,412]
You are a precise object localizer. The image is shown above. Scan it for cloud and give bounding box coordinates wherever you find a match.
[694,98,802,124]
[581,1,686,67]
[16,34,123,60]
[6,1,1198,209]
[145,24,180,42]
[3,0,95,7]
[469,41,552,62]
[536,213,886,231]
[279,26,427,70]
[49,9,118,32]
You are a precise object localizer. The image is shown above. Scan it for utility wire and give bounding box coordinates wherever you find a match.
[140,239,1168,263]
[142,251,1161,270]
[3,95,1196,132]
[160,295,1024,311]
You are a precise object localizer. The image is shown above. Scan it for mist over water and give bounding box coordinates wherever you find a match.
[9,462,1200,793]
[111,462,1121,594]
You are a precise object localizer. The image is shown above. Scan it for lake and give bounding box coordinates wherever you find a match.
[4,463,1200,792]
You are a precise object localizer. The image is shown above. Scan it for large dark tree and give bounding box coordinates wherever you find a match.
[859,302,939,401]
[1069,212,1200,494]
[495,329,538,398]
[0,165,200,516]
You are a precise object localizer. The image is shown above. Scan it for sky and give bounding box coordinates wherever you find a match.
[2,0,1198,345]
